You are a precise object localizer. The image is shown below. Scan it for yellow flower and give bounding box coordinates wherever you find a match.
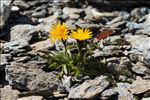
[71,28,92,41]
[49,22,69,42]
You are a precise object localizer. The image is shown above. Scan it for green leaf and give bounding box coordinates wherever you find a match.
[63,64,68,75]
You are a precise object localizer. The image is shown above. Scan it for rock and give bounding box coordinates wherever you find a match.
[130,7,149,22]
[10,24,40,42]
[75,22,102,30]
[68,76,109,100]
[30,39,53,53]
[62,7,83,15]
[84,6,117,21]
[17,96,43,100]
[129,76,150,94]
[101,82,133,100]
[0,85,20,100]
[93,46,123,57]
[142,97,150,100]
[101,88,118,100]
[126,22,143,30]
[13,0,30,10]
[38,15,58,25]
[126,35,150,65]
[62,75,72,92]
[137,14,150,36]
[5,62,65,97]
[0,54,12,67]
[0,0,13,29]
[32,9,47,18]
[2,39,31,56]
[13,56,31,62]
[0,54,12,74]
[132,62,150,76]
[144,91,150,97]
[114,87,134,100]
[106,57,132,76]
[11,6,20,12]
[62,7,83,20]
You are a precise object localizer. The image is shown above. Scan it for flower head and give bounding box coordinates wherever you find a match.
[49,22,69,42]
[71,28,92,41]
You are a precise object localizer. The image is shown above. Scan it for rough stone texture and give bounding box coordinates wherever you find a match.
[10,24,39,42]
[114,87,134,100]
[0,85,20,100]
[126,35,150,65]
[142,98,150,100]
[0,0,13,29]
[2,39,31,56]
[62,7,83,15]
[17,96,43,100]
[137,14,150,36]
[132,62,150,76]
[101,88,118,100]
[68,76,109,100]
[129,77,150,95]
[5,62,65,97]
[0,54,12,76]
[30,39,53,53]
[106,57,132,76]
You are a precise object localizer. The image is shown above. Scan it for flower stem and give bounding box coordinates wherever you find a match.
[77,40,84,67]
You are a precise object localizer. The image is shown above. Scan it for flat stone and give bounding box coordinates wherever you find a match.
[5,62,65,97]
[106,57,132,76]
[0,0,13,29]
[132,62,150,75]
[10,24,38,42]
[17,96,43,100]
[101,88,118,100]
[68,76,109,100]
[0,85,20,100]
[129,77,150,94]
[2,39,31,56]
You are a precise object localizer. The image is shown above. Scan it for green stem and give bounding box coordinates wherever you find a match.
[77,40,84,67]
[62,40,67,55]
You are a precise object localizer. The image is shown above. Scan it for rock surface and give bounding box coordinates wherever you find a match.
[5,62,65,97]
[0,0,13,29]
[0,85,20,100]
[68,76,109,100]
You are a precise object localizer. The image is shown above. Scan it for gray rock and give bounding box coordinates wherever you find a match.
[75,22,103,30]
[0,54,12,67]
[5,62,65,97]
[62,75,72,92]
[10,24,39,42]
[62,7,83,15]
[0,0,13,29]
[32,9,47,18]
[68,76,109,100]
[126,22,143,30]
[114,87,134,100]
[0,54,12,74]
[101,88,118,100]
[126,35,150,65]
[137,14,150,36]
[101,82,133,100]
[129,76,150,95]
[13,0,30,10]
[106,57,132,76]
[2,39,30,56]
[142,97,150,100]
[132,62,150,75]
[17,96,43,100]
[0,85,20,100]
[13,56,31,62]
